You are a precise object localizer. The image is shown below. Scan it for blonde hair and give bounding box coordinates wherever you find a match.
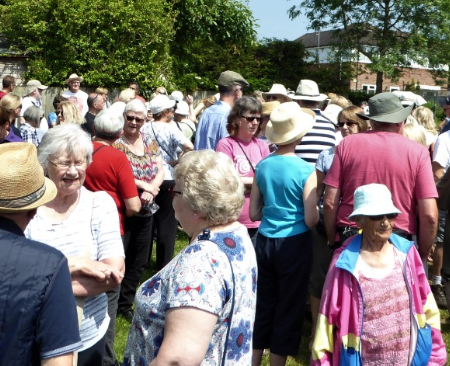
[95,87,109,96]
[0,93,21,113]
[59,101,85,125]
[413,106,438,134]
[402,124,427,147]
[174,150,244,226]
[328,93,351,108]
[119,88,135,103]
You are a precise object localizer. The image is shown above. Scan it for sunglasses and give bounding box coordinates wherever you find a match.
[168,186,183,199]
[367,213,398,221]
[338,121,358,128]
[265,95,279,101]
[241,115,263,123]
[125,115,145,123]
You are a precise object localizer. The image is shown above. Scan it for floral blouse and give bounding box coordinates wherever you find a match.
[123,224,258,365]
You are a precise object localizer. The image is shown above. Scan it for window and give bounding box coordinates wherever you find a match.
[362,84,376,94]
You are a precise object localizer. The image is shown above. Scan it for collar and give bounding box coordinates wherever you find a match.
[0,216,25,237]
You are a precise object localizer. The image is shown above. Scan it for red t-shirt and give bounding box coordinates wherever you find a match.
[0,91,6,101]
[324,131,437,234]
[84,142,138,235]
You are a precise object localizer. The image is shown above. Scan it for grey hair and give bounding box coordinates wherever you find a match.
[23,106,44,127]
[37,124,93,170]
[174,150,244,226]
[119,88,135,103]
[94,109,124,140]
[124,99,147,115]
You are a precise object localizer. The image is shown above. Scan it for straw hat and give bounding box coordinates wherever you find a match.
[262,101,280,116]
[65,73,83,84]
[262,84,292,102]
[348,183,401,220]
[266,102,315,145]
[356,92,413,123]
[290,79,327,101]
[0,143,57,213]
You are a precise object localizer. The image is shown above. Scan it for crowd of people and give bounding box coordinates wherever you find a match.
[0,70,448,366]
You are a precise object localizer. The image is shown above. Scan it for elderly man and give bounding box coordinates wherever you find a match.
[62,73,89,115]
[323,92,437,259]
[83,92,105,135]
[0,143,82,365]
[291,79,336,165]
[0,75,15,100]
[21,79,48,131]
[194,70,249,150]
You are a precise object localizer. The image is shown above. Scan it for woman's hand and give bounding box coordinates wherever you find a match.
[140,190,154,205]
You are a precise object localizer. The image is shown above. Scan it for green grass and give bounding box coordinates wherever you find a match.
[114,231,450,365]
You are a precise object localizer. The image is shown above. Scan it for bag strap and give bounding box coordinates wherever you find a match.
[230,137,255,173]
[92,144,109,156]
[197,229,235,366]
[150,121,176,161]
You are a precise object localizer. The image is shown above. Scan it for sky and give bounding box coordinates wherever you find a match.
[246,0,310,41]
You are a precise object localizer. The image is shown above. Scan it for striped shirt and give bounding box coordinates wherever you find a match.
[295,110,336,165]
[25,188,124,351]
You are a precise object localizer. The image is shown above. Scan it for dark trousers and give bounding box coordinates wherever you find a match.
[103,284,120,365]
[253,231,313,356]
[78,334,106,366]
[152,180,178,270]
[118,215,154,312]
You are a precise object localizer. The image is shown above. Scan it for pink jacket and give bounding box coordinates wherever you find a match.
[311,234,447,366]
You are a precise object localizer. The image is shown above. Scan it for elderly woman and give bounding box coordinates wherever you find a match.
[216,96,270,245]
[83,109,141,365]
[57,100,85,124]
[20,106,44,146]
[113,99,164,321]
[141,94,194,270]
[123,150,257,366]
[0,93,23,141]
[250,102,318,366]
[24,124,125,366]
[312,183,447,366]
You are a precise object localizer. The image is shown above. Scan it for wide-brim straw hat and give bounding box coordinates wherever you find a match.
[356,92,413,123]
[348,183,401,220]
[266,102,315,145]
[65,73,83,84]
[0,143,57,213]
[262,84,292,102]
[290,79,328,102]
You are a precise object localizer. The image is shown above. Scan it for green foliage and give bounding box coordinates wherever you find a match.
[289,0,450,92]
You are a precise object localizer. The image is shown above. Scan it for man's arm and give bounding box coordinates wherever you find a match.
[323,186,341,244]
[432,161,445,183]
[41,354,73,366]
[417,198,438,260]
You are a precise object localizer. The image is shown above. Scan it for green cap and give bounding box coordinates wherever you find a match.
[356,92,413,123]
[218,70,249,88]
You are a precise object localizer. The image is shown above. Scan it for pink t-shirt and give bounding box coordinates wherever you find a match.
[324,131,437,234]
[216,136,270,228]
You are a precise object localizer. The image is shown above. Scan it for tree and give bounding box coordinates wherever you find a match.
[289,0,449,93]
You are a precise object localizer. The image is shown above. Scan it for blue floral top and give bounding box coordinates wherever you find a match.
[123,224,257,366]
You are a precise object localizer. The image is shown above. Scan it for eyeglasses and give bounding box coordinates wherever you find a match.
[125,115,145,123]
[367,213,398,221]
[168,186,183,199]
[265,95,279,101]
[338,121,358,128]
[241,115,263,123]
[49,160,87,170]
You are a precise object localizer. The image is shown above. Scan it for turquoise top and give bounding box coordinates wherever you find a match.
[256,154,314,238]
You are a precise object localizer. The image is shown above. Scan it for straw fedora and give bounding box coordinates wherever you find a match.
[356,92,413,123]
[348,183,401,220]
[262,101,280,116]
[0,143,57,213]
[262,84,292,102]
[266,102,315,145]
[290,79,327,102]
[65,73,83,84]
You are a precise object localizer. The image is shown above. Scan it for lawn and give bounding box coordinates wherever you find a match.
[114,231,450,365]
